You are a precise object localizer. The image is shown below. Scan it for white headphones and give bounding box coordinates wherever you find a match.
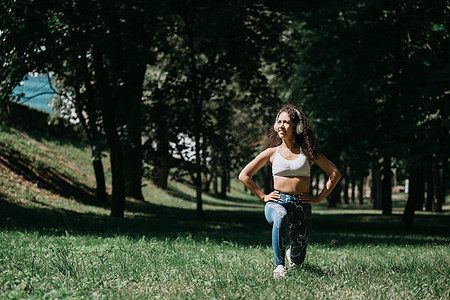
[273,108,304,134]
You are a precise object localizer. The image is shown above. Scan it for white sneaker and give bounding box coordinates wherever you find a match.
[286,248,299,269]
[273,265,287,278]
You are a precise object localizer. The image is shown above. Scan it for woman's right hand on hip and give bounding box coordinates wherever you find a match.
[263,191,281,203]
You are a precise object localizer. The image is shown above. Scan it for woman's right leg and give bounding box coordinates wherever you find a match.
[264,202,288,266]
[287,203,311,266]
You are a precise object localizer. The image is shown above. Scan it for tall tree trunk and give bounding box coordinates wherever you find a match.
[365,171,372,205]
[425,163,433,211]
[81,57,107,203]
[92,47,125,218]
[195,134,203,218]
[203,171,213,193]
[105,117,126,218]
[212,169,218,194]
[124,63,146,201]
[343,166,349,204]
[226,170,231,193]
[92,149,106,203]
[184,7,203,218]
[402,166,424,229]
[73,101,107,203]
[432,161,442,212]
[327,180,341,208]
[381,155,392,215]
[441,163,448,209]
[351,178,356,203]
[152,102,170,189]
[372,164,383,210]
[357,176,364,205]
[152,139,169,189]
[220,168,227,199]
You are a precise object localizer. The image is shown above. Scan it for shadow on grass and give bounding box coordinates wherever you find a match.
[165,185,260,210]
[0,197,269,245]
[1,196,449,248]
[24,129,89,151]
[310,212,450,246]
[0,147,99,206]
[1,124,89,152]
[301,263,329,277]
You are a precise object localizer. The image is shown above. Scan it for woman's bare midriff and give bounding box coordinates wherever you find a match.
[273,176,310,195]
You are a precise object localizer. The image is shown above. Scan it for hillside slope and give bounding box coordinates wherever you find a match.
[0,125,262,226]
[0,126,101,210]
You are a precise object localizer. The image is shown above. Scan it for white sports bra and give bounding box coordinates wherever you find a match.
[272,146,310,178]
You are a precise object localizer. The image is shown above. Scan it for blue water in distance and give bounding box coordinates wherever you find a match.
[11,74,55,113]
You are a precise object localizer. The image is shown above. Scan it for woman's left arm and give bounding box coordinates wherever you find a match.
[300,153,342,204]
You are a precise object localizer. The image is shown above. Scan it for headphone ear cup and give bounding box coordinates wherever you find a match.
[296,122,304,134]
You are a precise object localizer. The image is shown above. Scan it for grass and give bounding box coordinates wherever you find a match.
[0,125,449,299]
[1,230,448,299]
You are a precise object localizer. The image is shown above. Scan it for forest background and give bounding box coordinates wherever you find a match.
[1,0,449,228]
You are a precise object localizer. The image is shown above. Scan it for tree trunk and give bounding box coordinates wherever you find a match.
[327,180,341,208]
[152,117,170,189]
[212,169,218,194]
[351,178,356,203]
[92,152,106,203]
[122,132,142,197]
[372,164,383,210]
[81,57,106,203]
[357,176,364,205]
[107,123,126,218]
[184,9,204,218]
[203,171,213,193]
[152,149,169,189]
[432,161,442,212]
[381,155,392,215]
[402,166,424,229]
[220,168,227,199]
[226,170,231,193]
[365,171,372,205]
[126,175,144,200]
[92,47,125,218]
[425,163,433,211]
[343,166,349,204]
[123,63,146,201]
[441,163,448,209]
[195,134,204,218]
[74,102,107,204]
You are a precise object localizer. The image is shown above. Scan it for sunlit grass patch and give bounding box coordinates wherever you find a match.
[1,231,448,299]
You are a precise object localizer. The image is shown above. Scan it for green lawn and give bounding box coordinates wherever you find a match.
[0,126,449,299]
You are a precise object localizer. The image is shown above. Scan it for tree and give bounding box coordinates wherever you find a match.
[143,0,295,217]
[51,72,108,204]
[279,1,449,224]
[1,0,162,217]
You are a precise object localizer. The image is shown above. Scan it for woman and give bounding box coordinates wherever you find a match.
[238,104,341,278]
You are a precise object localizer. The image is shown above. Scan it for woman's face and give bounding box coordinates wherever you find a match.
[276,111,294,141]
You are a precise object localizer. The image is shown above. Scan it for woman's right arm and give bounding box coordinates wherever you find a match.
[238,148,280,202]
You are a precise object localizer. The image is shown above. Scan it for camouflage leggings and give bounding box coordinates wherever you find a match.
[264,191,312,267]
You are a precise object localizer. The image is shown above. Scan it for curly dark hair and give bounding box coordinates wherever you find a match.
[264,104,320,159]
